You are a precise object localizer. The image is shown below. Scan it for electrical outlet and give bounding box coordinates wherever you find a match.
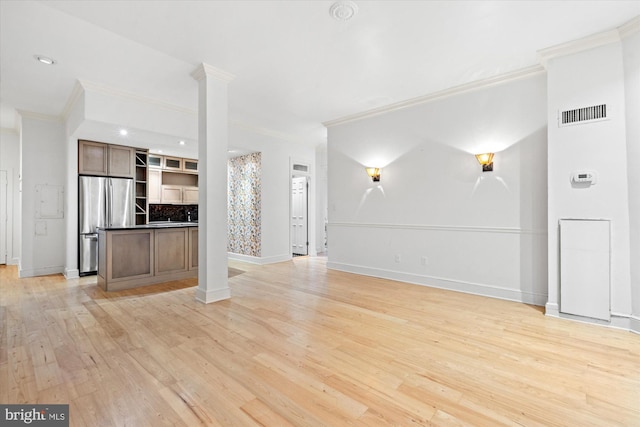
[394,254,401,263]
[420,256,428,266]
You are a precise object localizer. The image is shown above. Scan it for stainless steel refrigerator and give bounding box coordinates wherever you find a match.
[79,176,134,275]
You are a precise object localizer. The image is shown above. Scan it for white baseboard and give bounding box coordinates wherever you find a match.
[327,261,547,306]
[195,286,231,304]
[551,311,633,331]
[545,302,560,317]
[64,268,80,280]
[228,252,291,265]
[630,315,640,335]
[19,265,64,278]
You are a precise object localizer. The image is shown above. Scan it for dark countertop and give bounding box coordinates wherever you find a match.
[98,222,198,231]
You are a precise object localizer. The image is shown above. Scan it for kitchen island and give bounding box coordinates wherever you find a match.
[97,222,198,291]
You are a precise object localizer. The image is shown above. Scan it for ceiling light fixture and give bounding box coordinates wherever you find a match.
[34,55,56,65]
[330,1,358,21]
[178,140,185,145]
[119,129,128,136]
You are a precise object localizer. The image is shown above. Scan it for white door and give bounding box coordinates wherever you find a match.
[0,171,7,264]
[291,176,308,255]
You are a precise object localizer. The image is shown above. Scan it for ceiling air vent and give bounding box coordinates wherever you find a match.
[559,104,608,127]
[293,164,308,172]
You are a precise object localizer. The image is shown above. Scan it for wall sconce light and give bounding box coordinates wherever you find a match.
[365,167,381,182]
[475,153,494,172]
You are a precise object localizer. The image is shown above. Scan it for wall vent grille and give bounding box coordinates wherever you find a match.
[293,164,309,172]
[559,104,608,127]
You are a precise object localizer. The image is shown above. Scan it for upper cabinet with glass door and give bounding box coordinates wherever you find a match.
[163,156,183,171]
[183,159,198,173]
[147,153,197,174]
[148,154,163,169]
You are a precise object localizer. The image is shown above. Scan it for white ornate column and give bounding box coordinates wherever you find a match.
[191,63,235,303]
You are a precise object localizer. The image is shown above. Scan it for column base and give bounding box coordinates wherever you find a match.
[195,286,231,304]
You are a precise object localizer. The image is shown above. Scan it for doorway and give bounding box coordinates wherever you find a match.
[291,174,308,257]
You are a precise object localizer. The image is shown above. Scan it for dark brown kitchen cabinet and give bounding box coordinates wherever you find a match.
[97,225,198,291]
[78,140,135,178]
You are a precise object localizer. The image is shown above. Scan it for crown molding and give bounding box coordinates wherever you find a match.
[324,65,545,128]
[61,80,84,121]
[191,63,236,82]
[1,127,19,135]
[78,79,198,116]
[16,110,62,123]
[537,15,639,68]
[618,15,640,39]
[229,119,302,143]
[537,28,621,69]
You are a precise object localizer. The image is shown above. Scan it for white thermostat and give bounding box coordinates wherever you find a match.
[571,170,597,185]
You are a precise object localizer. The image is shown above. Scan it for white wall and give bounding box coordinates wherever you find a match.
[19,113,67,277]
[621,29,640,331]
[0,128,20,264]
[315,143,328,254]
[229,124,317,264]
[327,73,548,305]
[546,41,632,325]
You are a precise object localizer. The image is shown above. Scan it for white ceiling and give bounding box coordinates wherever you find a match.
[1,1,638,156]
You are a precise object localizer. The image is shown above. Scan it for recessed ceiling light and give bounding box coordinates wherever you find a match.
[34,55,56,65]
[178,140,185,145]
[157,150,163,154]
[330,1,358,21]
[119,129,128,136]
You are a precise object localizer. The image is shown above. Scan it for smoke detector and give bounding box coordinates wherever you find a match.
[330,1,358,21]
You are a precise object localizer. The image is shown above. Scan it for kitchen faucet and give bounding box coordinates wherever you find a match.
[187,211,191,222]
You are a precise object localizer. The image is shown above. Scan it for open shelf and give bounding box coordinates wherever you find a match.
[135,150,148,225]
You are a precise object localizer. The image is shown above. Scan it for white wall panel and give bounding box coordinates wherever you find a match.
[327,73,548,304]
[560,219,610,320]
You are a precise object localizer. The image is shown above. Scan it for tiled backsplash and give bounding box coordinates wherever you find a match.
[149,204,198,222]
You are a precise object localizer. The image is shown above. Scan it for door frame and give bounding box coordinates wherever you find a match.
[290,159,311,257]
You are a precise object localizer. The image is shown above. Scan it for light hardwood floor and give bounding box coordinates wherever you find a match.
[1,258,639,426]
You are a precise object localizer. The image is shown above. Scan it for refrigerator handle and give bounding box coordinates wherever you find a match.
[106,179,112,227]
